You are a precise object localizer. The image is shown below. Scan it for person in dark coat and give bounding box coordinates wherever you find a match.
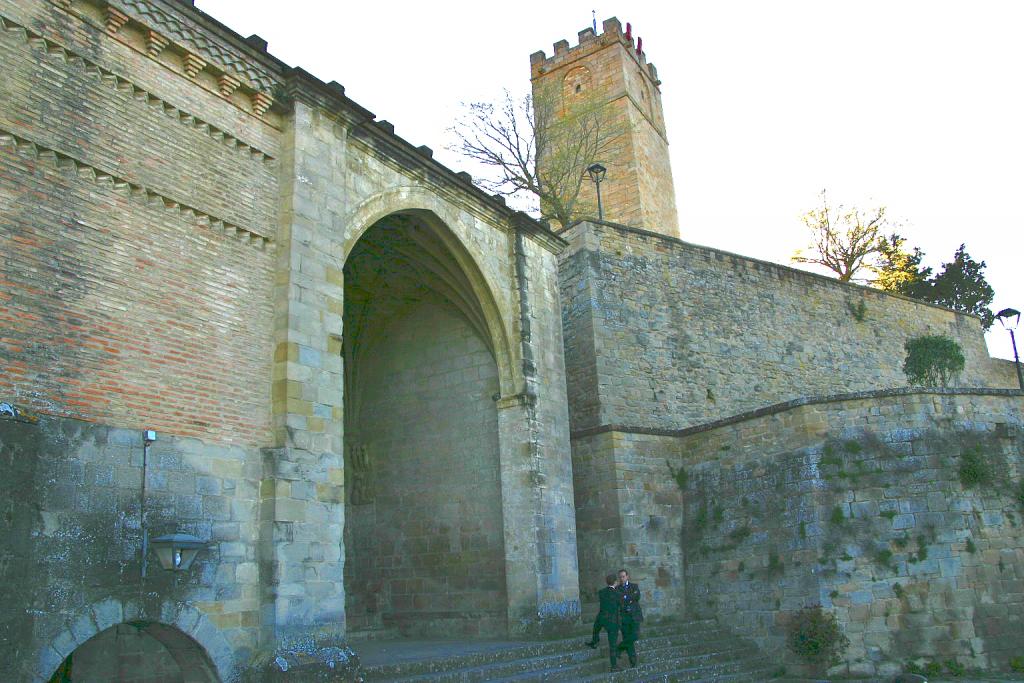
[615,568,643,668]
[584,573,622,671]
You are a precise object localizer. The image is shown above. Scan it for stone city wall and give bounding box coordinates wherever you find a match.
[559,221,1009,435]
[590,389,1023,677]
[0,414,262,682]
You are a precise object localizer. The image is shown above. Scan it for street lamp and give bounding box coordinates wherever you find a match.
[996,307,1024,391]
[587,163,607,221]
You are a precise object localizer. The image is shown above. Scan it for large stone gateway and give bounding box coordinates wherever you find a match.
[0,0,1021,679]
[342,212,509,637]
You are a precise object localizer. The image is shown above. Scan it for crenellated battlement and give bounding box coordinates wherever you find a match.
[529,16,660,87]
[530,15,678,236]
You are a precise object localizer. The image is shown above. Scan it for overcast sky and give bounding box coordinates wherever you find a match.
[198,0,1023,360]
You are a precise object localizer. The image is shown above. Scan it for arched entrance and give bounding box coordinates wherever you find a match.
[48,621,219,682]
[342,210,509,638]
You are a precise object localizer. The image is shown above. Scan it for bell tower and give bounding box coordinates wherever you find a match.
[530,17,679,237]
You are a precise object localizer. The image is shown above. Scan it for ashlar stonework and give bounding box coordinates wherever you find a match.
[0,1,1020,680]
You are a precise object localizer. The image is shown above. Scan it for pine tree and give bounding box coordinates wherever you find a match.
[927,244,995,329]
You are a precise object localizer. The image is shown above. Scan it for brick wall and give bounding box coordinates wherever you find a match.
[0,0,278,445]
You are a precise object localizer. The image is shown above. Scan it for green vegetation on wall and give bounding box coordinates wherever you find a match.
[786,606,850,671]
[902,335,965,387]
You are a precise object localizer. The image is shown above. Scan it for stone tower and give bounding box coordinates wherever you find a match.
[530,17,679,236]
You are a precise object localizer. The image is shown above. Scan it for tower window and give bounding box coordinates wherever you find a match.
[575,84,582,93]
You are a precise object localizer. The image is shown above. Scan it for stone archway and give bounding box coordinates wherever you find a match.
[47,621,219,683]
[342,210,509,638]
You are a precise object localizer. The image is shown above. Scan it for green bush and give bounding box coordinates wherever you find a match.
[958,446,992,487]
[945,659,965,677]
[1016,479,1024,509]
[829,506,845,525]
[874,549,894,570]
[1010,655,1024,672]
[902,335,965,387]
[786,606,849,670]
[965,538,977,553]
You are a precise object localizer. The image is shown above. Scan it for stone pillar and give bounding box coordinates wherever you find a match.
[496,222,581,635]
[261,94,348,650]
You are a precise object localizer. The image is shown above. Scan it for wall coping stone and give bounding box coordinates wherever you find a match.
[560,219,989,323]
[570,386,1023,440]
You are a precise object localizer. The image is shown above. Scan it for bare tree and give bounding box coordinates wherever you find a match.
[792,190,892,282]
[448,86,625,228]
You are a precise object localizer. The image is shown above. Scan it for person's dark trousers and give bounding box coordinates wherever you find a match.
[617,617,639,667]
[587,620,620,668]
[602,624,620,668]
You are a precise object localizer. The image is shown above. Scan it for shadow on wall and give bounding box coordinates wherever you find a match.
[48,621,219,683]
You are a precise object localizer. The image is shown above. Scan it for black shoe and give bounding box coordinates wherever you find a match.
[584,640,597,649]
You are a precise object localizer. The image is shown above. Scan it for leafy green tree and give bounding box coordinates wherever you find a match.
[927,244,995,329]
[872,233,931,296]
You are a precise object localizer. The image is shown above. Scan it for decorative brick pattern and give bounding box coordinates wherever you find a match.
[217,72,240,99]
[183,51,206,79]
[0,14,275,161]
[104,5,128,35]
[118,0,278,92]
[144,28,167,58]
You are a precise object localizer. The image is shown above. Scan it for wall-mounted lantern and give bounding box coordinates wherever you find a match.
[150,533,206,572]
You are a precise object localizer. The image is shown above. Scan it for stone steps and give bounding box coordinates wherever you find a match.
[361,620,776,682]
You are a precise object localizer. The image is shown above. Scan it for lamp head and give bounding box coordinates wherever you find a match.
[150,533,206,572]
[587,163,607,184]
[996,308,1021,331]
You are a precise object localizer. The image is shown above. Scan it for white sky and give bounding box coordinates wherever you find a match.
[198,0,1024,361]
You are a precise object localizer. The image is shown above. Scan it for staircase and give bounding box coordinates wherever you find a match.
[360,619,780,682]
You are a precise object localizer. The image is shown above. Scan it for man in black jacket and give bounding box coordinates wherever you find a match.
[615,568,643,668]
[584,573,622,671]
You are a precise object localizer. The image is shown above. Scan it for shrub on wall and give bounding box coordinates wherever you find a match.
[902,335,965,387]
[786,606,850,671]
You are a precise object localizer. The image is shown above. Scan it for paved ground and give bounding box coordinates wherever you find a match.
[351,638,549,668]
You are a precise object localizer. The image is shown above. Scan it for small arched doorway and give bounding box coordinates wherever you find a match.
[342,210,509,638]
[48,621,219,682]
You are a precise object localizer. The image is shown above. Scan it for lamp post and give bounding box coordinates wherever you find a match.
[587,163,607,221]
[996,307,1024,391]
